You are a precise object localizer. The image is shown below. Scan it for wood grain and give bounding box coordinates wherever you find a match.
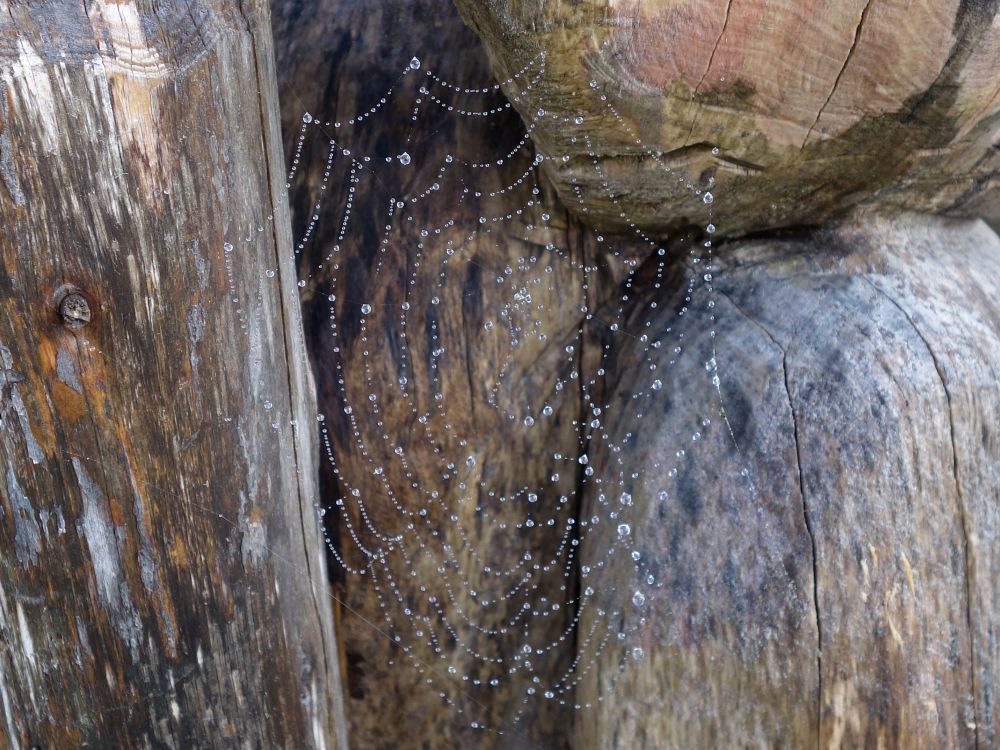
[454,0,1000,237]
[577,213,1000,748]
[0,1,345,747]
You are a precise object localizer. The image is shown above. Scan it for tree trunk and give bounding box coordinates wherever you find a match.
[0,2,345,747]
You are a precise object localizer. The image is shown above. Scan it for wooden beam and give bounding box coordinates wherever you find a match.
[453,0,1000,237]
[0,1,345,747]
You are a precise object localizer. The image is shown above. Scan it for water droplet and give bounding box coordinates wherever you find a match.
[398,152,411,166]
[651,379,662,391]
[542,405,553,417]
[361,304,372,315]
[409,57,421,70]
[523,416,535,427]
[702,192,714,205]
[632,591,645,607]
[617,523,631,537]
[706,223,716,234]
[302,112,313,124]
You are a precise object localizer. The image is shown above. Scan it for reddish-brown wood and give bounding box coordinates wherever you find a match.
[454,0,1000,237]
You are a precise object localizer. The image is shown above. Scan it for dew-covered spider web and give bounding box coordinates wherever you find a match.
[262,16,742,746]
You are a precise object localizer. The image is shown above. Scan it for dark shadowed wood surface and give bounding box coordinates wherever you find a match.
[0,2,345,747]
[454,0,1000,238]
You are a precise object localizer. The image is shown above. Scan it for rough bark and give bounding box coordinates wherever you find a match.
[0,2,345,748]
[578,213,1000,749]
[454,0,1000,237]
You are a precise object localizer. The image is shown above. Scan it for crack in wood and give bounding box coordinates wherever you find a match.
[684,0,735,147]
[718,288,823,748]
[863,276,981,750]
[802,0,875,148]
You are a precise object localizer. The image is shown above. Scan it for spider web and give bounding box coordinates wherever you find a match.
[269,13,735,747]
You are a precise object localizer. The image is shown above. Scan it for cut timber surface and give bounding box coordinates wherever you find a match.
[578,213,1000,749]
[454,0,1000,237]
[0,1,345,747]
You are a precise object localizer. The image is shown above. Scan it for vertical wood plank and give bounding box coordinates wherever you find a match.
[0,1,345,747]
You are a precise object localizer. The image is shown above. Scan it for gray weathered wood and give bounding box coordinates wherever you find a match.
[578,213,1000,749]
[0,1,345,747]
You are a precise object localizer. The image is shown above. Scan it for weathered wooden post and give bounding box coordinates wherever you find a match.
[0,1,345,747]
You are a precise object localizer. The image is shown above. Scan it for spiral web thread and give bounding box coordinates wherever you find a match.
[256,38,730,741]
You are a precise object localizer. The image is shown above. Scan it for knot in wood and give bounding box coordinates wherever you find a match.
[59,293,91,328]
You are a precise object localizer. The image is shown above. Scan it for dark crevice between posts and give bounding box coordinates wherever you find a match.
[863,277,981,750]
[567,216,592,712]
[716,289,823,749]
[461,261,481,421]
